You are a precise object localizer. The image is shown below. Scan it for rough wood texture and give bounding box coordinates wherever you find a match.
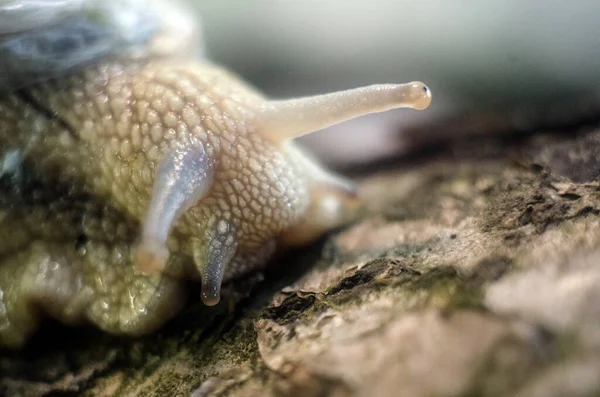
[3,99,600,396]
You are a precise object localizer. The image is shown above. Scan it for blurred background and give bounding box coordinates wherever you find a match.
[186,1,600,167]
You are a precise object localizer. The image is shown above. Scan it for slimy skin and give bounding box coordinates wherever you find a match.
[0,57,431,348]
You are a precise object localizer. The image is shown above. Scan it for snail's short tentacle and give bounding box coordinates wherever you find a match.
[284,143,357,195]
[258,82,432,140]
[279,185,363,247]
[135,140,215,273]
[193,219,238,306]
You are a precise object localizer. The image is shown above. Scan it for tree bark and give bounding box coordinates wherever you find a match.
[3,100,600,397]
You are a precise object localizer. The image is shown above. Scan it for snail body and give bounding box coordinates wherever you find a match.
[0,0,431,348]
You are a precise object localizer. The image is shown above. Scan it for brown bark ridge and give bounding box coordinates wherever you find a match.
[3,96,600,397]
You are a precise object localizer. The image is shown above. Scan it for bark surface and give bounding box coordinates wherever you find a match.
[3,98,600,397]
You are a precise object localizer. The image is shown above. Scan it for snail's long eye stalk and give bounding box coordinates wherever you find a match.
[259,82,432,140]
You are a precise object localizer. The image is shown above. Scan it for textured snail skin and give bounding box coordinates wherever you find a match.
[0,58,431,348]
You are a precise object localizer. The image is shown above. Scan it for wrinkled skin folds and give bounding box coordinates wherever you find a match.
[0,57,431,348]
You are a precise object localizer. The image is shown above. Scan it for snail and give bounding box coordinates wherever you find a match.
[0,0,431,348]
